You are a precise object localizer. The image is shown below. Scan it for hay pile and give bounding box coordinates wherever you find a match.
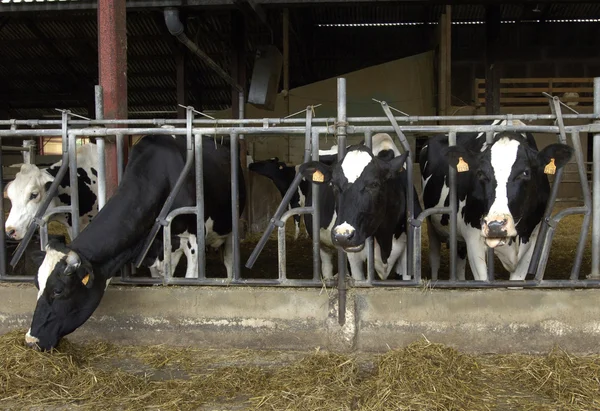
[1,330,599,410]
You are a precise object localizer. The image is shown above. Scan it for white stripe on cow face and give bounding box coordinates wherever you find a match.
[341,150,372,183]
[488,137,520,219]
[36,249,66,300]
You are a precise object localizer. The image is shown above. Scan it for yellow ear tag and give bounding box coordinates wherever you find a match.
[544,158,556,175]
[457,157,469,173]
[81,274,90,286]
[312,170,325,183]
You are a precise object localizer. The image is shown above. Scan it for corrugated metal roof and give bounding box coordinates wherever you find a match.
[1,3,599,119]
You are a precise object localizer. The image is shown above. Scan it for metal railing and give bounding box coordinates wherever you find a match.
[1,79,600,327]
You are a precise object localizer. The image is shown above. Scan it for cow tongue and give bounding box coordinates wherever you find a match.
[485,237,507,248]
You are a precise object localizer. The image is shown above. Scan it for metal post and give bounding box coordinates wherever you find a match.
[591,77,600,278]
[448,131,458,281]
[0,139,5,276]
[22,140,36,165]
[194,132,206,280]
[364,130,375,282]
[311,129,321,281]
[116,133,125,184]
[230,132,241,279]
[336,78,347,326]
[485,131,495,281]
[68,131,80,238]
[304,106,313,163]
[570,131,592,280]
[278,225,286,280]
[95,85,107,209]
[98,0,127,199]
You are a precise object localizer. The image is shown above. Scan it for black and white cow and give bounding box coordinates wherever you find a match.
[298,133,421,281]
[24,134,246,350]
[419,122,573,281]
[5,143,99,241]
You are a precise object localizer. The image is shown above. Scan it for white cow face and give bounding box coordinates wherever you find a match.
[6,164,54,240]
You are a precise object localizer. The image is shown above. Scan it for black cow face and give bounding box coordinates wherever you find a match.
[446,132,573,247]
[299,145,408,252]
[25,243,103,351]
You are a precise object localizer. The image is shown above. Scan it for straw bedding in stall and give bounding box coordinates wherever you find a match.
[1,330,600,410]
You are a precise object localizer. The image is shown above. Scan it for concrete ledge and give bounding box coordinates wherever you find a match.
[2,284,600,354]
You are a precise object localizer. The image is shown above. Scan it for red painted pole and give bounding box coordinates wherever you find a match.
[97,0,127,199]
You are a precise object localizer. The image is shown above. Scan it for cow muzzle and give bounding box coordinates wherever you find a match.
[481,214,517,248]
[331,223,364,252]
[25,330,41,351]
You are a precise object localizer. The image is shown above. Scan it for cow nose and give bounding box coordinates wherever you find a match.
[25,341,41,351]
[6,227,16,239]
[332,223,356,247]
[486,219,507,237]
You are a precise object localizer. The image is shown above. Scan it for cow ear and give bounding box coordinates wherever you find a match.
[79,262,95,289]
[445,146,475,172]
[298,161,332,185]
[385,152,409,179]
[537,143,574,174]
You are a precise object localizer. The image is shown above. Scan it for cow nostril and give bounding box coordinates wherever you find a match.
[6,228,16,238]
[347,231,355,240]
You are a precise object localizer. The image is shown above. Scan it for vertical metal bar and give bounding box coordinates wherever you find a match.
[116,132,125,184]
[95,85,107,209]
[413,223,422,283]
[336,78,347,326]
[364,130,375,282]
[194,133,206,280]
[534,166,565,280]
[570,131,591,280]
[0,138,5,276]
[68,129,80,238]
[278,225,286,280]
[485,130,495,281]
[529,98,569,278]
[591,77,600,278]
[448,131,458,281]
[405,155,415,281]
[304,106,313,163]
[40,224,48,250]
[22,140,35,164]
[163,223,172,283]
[230,132,241,280]
[311,129,321,281]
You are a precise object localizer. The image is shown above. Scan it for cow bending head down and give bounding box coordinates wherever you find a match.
[5,164,54,240]
[25,243,102,351]
[446,131,573,248]
[299,145,408,252]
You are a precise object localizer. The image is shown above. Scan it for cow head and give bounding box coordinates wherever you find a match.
[446,131,573,248]
[299,145,408,252]
[25,242,102,351]
[5,164,55,240]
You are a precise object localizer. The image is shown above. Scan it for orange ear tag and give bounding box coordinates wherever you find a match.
[544,158,556,175]
[81,274,90,286]
[312,170,325,182]
[457,157,469,173]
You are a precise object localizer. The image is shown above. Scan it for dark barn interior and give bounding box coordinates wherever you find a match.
[1,1,599,119]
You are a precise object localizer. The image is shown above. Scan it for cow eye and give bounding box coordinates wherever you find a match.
[30,192,39,200]
[52,288,64,298]
[368,182,380,189]
[476,170,489,181]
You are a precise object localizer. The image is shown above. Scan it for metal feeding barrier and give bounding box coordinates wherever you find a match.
[1,78,600,326]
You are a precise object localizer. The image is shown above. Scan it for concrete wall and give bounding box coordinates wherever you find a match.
[3,283,600,354]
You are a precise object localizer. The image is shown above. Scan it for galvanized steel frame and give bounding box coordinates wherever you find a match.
[1,77,600,294]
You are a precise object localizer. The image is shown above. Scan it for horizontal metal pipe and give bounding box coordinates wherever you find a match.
[416,207,452,223]
[108,277,327,287]
[354,280,600,288]
[2,113,599,127]
[3,124,600,138]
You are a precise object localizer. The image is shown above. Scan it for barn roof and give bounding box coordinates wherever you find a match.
[1,1,599,119]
